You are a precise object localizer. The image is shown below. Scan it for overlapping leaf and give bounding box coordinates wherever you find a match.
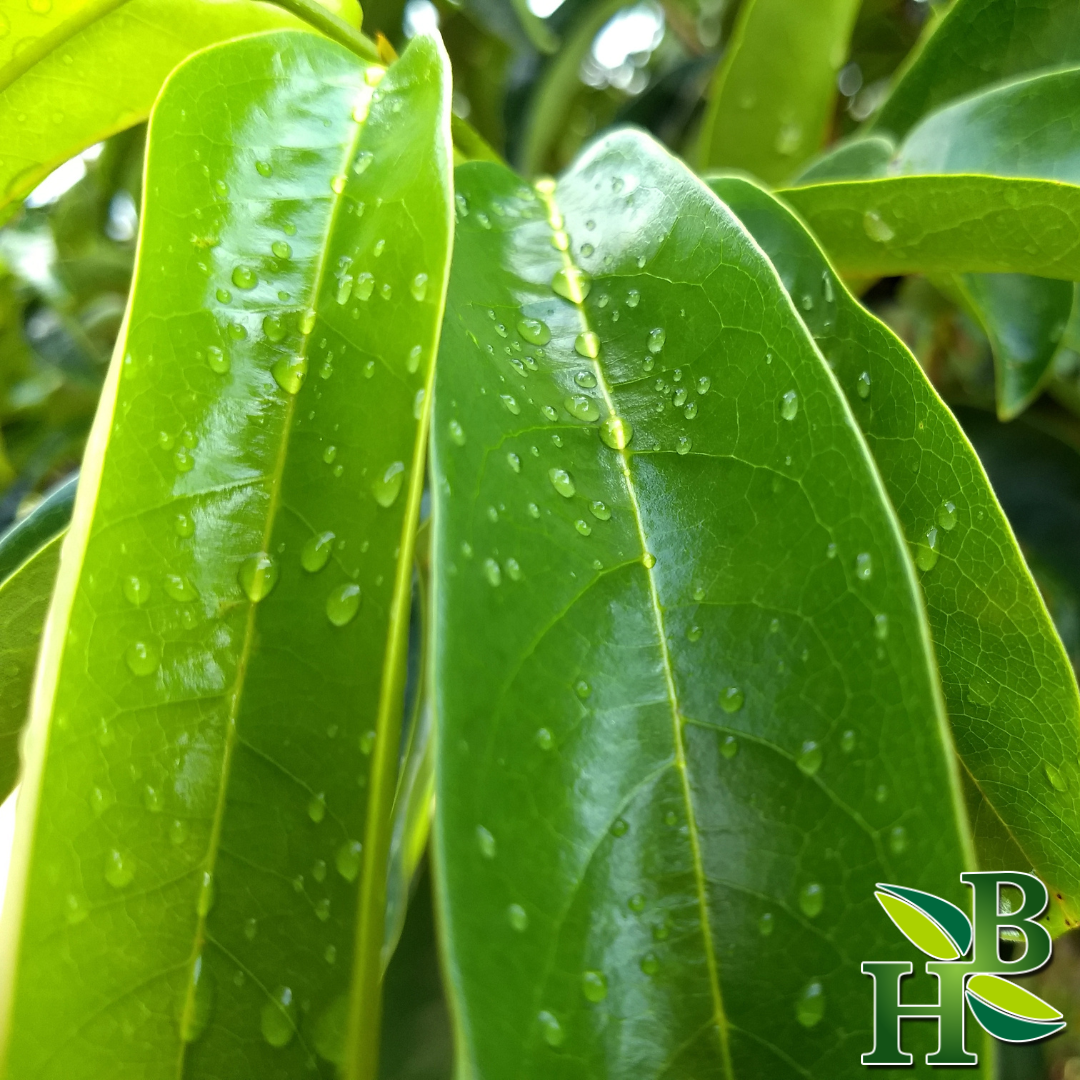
[710,175,1080,930]
[966,973,1065,1042]
[874,884,971,960]
[433,130,970,1078]
[0,29,452,1080]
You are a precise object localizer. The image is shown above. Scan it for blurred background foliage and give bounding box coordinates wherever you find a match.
[4,0,1080,1074]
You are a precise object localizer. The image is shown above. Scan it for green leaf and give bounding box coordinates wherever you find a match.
[779,175,1080,280]
[433,131,971,1077]
[0,0,313,221]
[0,476,76,805]
[697,0,862,183]
[709,175,1080,930]
[0,29,452,1080]
[953,273,1073,419]
[870,0,1080,139]
[875,883,972,956]
[966,974,1066,1042]
[873,889,968,960]
[794,134,894,184]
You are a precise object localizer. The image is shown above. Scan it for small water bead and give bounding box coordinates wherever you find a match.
[527,502,541,519]
[174,446,195,472]
[796,981,825,1028]
[796,740,822,777]
[575,331,600,359]
[673,387,688,408]
[640,952,660,976]
[409,272,428,302]
[105,848,135,888]
[270,239,291,261]
[575,680,591,699]
[123,574,150,606]
[856,371,871,400]
[231,265,257,290]
[1046,762,1068,792]
[506,558,523,581]
[336,274,354,304]
[205,344,230,374]
[642,552,656,569]
[863,209,895,243]
[565,395,600,422]
[599,415,633,449]
[647,327,666,354]
[780,390,798,420]
[228,321,247,340]
[449,419,466,445]
[239,552,279,602]
[548,468,576,498]
[575,520,592,536]
[500,393,521,416]
[506,452,521,474]
[314,897,331,922]
[483,559,501,587]
[683,401,698,420]
[214,179,230,197]
[628,892,646,913]
[915,526,939,572]
[551,265,592,302]
[327,584,362,626]
[323,445,337,464]
[587,500,611,522]
[855,552,872,581]
[312,859,327,884]
[938,500,958,531]
[582,970,608,1002]
[720,735,738,759]
[261,986,298,1049]
[143,784,163,813]
[758,911,775,936]
[272,354,308,395]
[330,174,348,194]
[336,839,363,882]
[354,272,374,301]
[517,317,550,345]
[302,531,336,573]
[687,625,702,642]
[611,817,629,837]
[255,159,273,178]
[215,288,232,303]
[476,825,497,858]
[373,460,405,508]
[580,242,595,258]
[799,882,824,918]
[889,825,908,854]
[538,1011,564,1047]
[840,729,856,753]
[676,435,693,455]
[126,641,160,677]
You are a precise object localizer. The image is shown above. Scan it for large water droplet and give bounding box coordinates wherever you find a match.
[718,686,744,713]
[796,741,822,776]
[302,531,336,573]
[261,986,297,1048]
[565,395,600,422]
[863,210,895,243]
[263,313,287,342]
[126,641,160,677]
[538,1010,564,1047]
[326,583,361,626]
[552,266,591,303]
[599,415,633,449]
[105,848,135,888]
[508,903,529,931]
[239,553,279,602]
[856,371,871,400]
[798,882,824,918]
[575,331,600,359]
[207,346,229,374]
[589,500,611,521]
[1046,762,1068,792]
[410,272,428,301]
[517,317,550,345]
[795,980,825,1028]
[271,240,291,260]
[915,526,939,572]
[938,500,958,531]
[780,390,798,421]
[548,468,576,498]
[647,328,666,354]
[500,393,521,415]
[272,354,308,395]
[164,574,197,603]
[231,265,257,290]
[855,552,872,581]
[581,970,608,1002]
[336,839,363,882]
[373,460,405,507]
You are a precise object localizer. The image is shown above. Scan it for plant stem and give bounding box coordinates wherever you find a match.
[265,0,381,62]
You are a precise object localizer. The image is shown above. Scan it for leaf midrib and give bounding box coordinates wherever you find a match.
[537,182,735,1078]
[173,72,372,1078]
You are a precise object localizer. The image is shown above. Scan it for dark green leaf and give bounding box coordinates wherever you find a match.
[0,476,75,804]
[870,0,1080,139]
[433,131,970,1078]
[711,175,1080,930]
[697,0,862,183]
[0,30,452,1080]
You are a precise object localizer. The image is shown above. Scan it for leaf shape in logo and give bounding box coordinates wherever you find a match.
[967,974,1065,1043]
[875,883,973,959]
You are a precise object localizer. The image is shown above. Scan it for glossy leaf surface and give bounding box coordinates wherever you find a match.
[780,176,1080,280]
[433,132,970,1078]
[870,0,1080,139]
[0,477,75,804]
[711,176,1080,928]
[0,0,309,219]
[0,29,452,1080]
[873,892,964,961]
[697,0,861,183]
